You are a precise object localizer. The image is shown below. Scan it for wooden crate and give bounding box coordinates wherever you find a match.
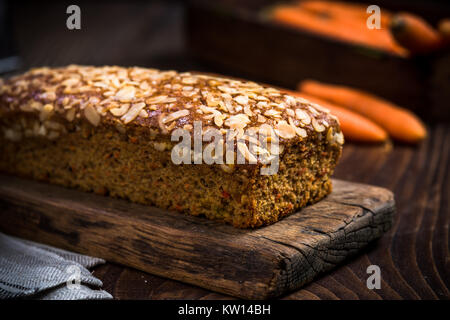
[186,0,450,121]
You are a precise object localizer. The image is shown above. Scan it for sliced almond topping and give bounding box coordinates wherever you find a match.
[224,114,250,129]
[257,114,267,123]
[214,114,224,127]
[310,103,330,114]
[110,103,130,116]
[218,86,238,94]
[237,142,257,163]
[295,108,307,120]
[139,81,150,90]
[258,124,276,137]
[296,109,311,125]
[121,102,146,124]
[256,101,268,109]
[206,94,221,107]
[286,108,295,117]
[275,121,296,139]
[308,105,320,116]
[162,109,189,124]
[66,108,76,122]
[312,118,326,132]
[264,109,281,118]
[84,105,101,126]
[255,95,269,101]
[335,131,345,145]
[284,95,297,106]
[145,95,166,104]
[252,145,270,156]
[43,104,54,112]
[200,105,220,115]
[290,120,305,137]
[244,105,253,117]
[203,114,215,120]
[40,104,54,121]
[234,95,249,105]
[139,109,149,118]
[181,77,198,85]
[115,86,136,101]
[61,78,79,87]
[289,117,307,138]
[242,134,261,146]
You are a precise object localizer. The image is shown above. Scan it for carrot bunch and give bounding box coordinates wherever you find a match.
[272,1,449,56]
[272,0,407,56]
[292,80,427,144]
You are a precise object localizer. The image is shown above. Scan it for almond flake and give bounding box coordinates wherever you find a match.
[181,77,198,85]
[237,142,257,163]
[244,105,253,117]
[66,108,76,122]
[110,104,130,116]
[289,117,307,138]
[115,86,136,101]
[214,114,224,127]
[139,110,149,118]
[162,109,189,124]
[264,109,281,118]
[121,102,146,124]
[84,105,101,126]
[286,108,295,117]
[275,121,296,139]
[296,109,311,125]
[234,95,249,105]
[312,118,326,132]
[43,104,54,112]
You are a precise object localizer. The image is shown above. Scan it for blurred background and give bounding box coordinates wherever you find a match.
[1,0,450,124]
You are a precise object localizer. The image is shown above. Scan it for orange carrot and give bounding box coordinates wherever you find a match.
[390,12,442,54]
[272,5,358,42]
[438,18,450,45]
[285,90,387,143]
[298,80,427,143]
[272,5,407,56]
[298,0,392,27]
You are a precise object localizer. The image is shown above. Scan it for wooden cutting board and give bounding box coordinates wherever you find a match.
[0,174,395,299]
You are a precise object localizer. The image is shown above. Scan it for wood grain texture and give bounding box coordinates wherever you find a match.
[0,175,394,299]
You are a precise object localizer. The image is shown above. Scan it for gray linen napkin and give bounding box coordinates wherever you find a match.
[0,232,113,300]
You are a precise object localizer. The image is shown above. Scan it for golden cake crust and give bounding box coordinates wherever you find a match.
[0,65,344,152]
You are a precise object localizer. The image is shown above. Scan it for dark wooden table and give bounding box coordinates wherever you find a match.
[6,1,449,300]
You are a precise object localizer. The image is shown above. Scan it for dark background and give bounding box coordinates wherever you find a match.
[1,0,449,300]
[1,0,206,73]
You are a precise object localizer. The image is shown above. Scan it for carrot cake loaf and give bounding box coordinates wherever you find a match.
[0,66,343,228]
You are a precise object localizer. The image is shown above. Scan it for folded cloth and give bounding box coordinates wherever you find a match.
[0,232,112,300]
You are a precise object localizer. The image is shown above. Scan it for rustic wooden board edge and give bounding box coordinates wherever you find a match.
[0,175,395,299]
[255,180,395,298]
